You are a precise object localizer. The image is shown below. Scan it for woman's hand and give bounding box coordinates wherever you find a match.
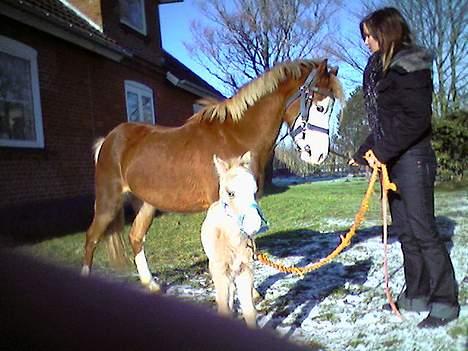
[364,149,382,168]
[348,158,359,167]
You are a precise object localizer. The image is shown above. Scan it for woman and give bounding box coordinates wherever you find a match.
[350,7,460,328]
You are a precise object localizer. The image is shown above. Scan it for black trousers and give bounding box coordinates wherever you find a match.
[388,145,458,306]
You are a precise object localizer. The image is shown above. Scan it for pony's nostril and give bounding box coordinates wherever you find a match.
[317,105,324,113]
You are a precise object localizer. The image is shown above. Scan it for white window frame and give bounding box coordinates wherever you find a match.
[0,36,44,148]
[193,103,203,114]
[119,0,147,35]
[124,80,155,124]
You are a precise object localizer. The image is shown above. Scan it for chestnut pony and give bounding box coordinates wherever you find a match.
[82,59,343,291]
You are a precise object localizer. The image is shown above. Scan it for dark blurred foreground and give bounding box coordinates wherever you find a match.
[0,250,313,351]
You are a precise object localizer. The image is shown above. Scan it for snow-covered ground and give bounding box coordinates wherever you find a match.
[166,178,467,351]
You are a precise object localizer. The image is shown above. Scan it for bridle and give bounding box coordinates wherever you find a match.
[284,67,336,154]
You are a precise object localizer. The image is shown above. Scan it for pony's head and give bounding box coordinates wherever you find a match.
[284,59,343,165]
[213,152,266,237]
[194,59,343,166]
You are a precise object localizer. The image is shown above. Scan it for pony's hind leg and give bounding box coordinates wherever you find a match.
[82,186,124,276]
[128,201,159,292]
[82,211,115,276]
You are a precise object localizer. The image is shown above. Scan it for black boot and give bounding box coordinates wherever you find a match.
[417,303,460,328]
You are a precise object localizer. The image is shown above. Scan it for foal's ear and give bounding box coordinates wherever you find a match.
[239,151,252,167]
[213,154,229,175]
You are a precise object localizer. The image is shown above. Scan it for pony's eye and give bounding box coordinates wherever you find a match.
[317,105,324,113]
[226,190,235,198]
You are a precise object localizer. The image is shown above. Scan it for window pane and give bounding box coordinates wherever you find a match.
[0,52,35,141]
[126,91,140,122]
[124,81,155,124]
[141,95,153,123]
[119,0,144,32]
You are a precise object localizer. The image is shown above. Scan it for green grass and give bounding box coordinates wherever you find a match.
[12,176,466,287]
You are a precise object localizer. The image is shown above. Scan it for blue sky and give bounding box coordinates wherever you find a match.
[159,0,366,98]
[159,1,224,91]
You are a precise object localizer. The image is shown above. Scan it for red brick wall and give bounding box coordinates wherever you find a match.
[101,0,164,66]
[0,16,199,214]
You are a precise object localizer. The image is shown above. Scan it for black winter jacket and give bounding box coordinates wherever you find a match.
[354,46,434,164]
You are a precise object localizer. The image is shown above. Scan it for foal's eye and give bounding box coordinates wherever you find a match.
[226,190,235,198]
[317,105,324,113]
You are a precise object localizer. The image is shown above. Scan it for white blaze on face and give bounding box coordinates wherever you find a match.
[293,96,333,165]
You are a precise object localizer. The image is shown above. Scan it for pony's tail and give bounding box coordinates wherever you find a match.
[105,208,130,270]
[93,137,105,164]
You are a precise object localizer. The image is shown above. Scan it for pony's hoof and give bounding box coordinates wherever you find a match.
[146,280,162,293]
[81,266,90,276]
[252,288,263,302]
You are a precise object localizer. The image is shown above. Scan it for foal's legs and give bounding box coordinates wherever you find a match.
[236,267,257,328]
[210,263,232,318]
[128,201,159,291]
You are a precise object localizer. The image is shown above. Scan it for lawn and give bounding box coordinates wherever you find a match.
[9,176,468,350]
[14,177,380,283]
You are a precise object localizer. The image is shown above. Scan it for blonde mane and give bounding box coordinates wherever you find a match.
[193,60,321,123]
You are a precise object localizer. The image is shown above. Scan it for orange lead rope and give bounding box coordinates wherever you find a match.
[380,164,403,320]
[256,154,402,320]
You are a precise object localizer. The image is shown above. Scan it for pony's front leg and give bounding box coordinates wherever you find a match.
[129,202,160,292]
[235,265,257,328]
[210,263,232,318]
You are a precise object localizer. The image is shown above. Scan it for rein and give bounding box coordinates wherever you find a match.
[254,162,401,318]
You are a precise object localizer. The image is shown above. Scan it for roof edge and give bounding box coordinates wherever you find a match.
[0,2,128,62]
[166,71,221,99]
[59,0,102,32]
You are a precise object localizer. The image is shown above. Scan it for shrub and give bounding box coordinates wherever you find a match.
[432,110,468,181]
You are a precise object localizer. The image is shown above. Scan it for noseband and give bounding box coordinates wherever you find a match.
[222,202,268,237]
[285,68,336,153]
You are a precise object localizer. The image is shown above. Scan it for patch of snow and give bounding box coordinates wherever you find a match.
[165,183,467,350]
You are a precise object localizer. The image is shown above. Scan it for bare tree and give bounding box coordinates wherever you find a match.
[387,0,468,117]
[326,0,468,117]
[186,0,341,94]
[322,2,375,86]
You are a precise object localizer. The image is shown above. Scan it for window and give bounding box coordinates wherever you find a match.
[0,36,44,148]
[193,103,203,114]
[124,81,155,124]
[119,0,147,35]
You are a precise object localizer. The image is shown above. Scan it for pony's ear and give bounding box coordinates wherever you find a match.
[239,151,252,168]
[329,65,339,76]
[213,154,229,176]
[318,58,328,72]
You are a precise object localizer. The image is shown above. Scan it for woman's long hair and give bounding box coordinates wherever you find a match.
[360,7,413,71]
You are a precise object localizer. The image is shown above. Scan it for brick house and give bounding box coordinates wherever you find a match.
[0,0,223,241]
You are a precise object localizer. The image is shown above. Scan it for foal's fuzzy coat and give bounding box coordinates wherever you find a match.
[201,152,262,328]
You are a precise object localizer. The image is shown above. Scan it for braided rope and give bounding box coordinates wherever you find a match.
[256,164,395,276]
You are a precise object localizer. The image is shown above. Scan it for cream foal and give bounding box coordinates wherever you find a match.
[201,152,266,328]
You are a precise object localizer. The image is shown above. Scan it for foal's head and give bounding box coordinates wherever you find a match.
[213,152,265,237]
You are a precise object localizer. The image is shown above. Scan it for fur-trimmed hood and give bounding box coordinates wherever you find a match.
[390,46,434,73]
